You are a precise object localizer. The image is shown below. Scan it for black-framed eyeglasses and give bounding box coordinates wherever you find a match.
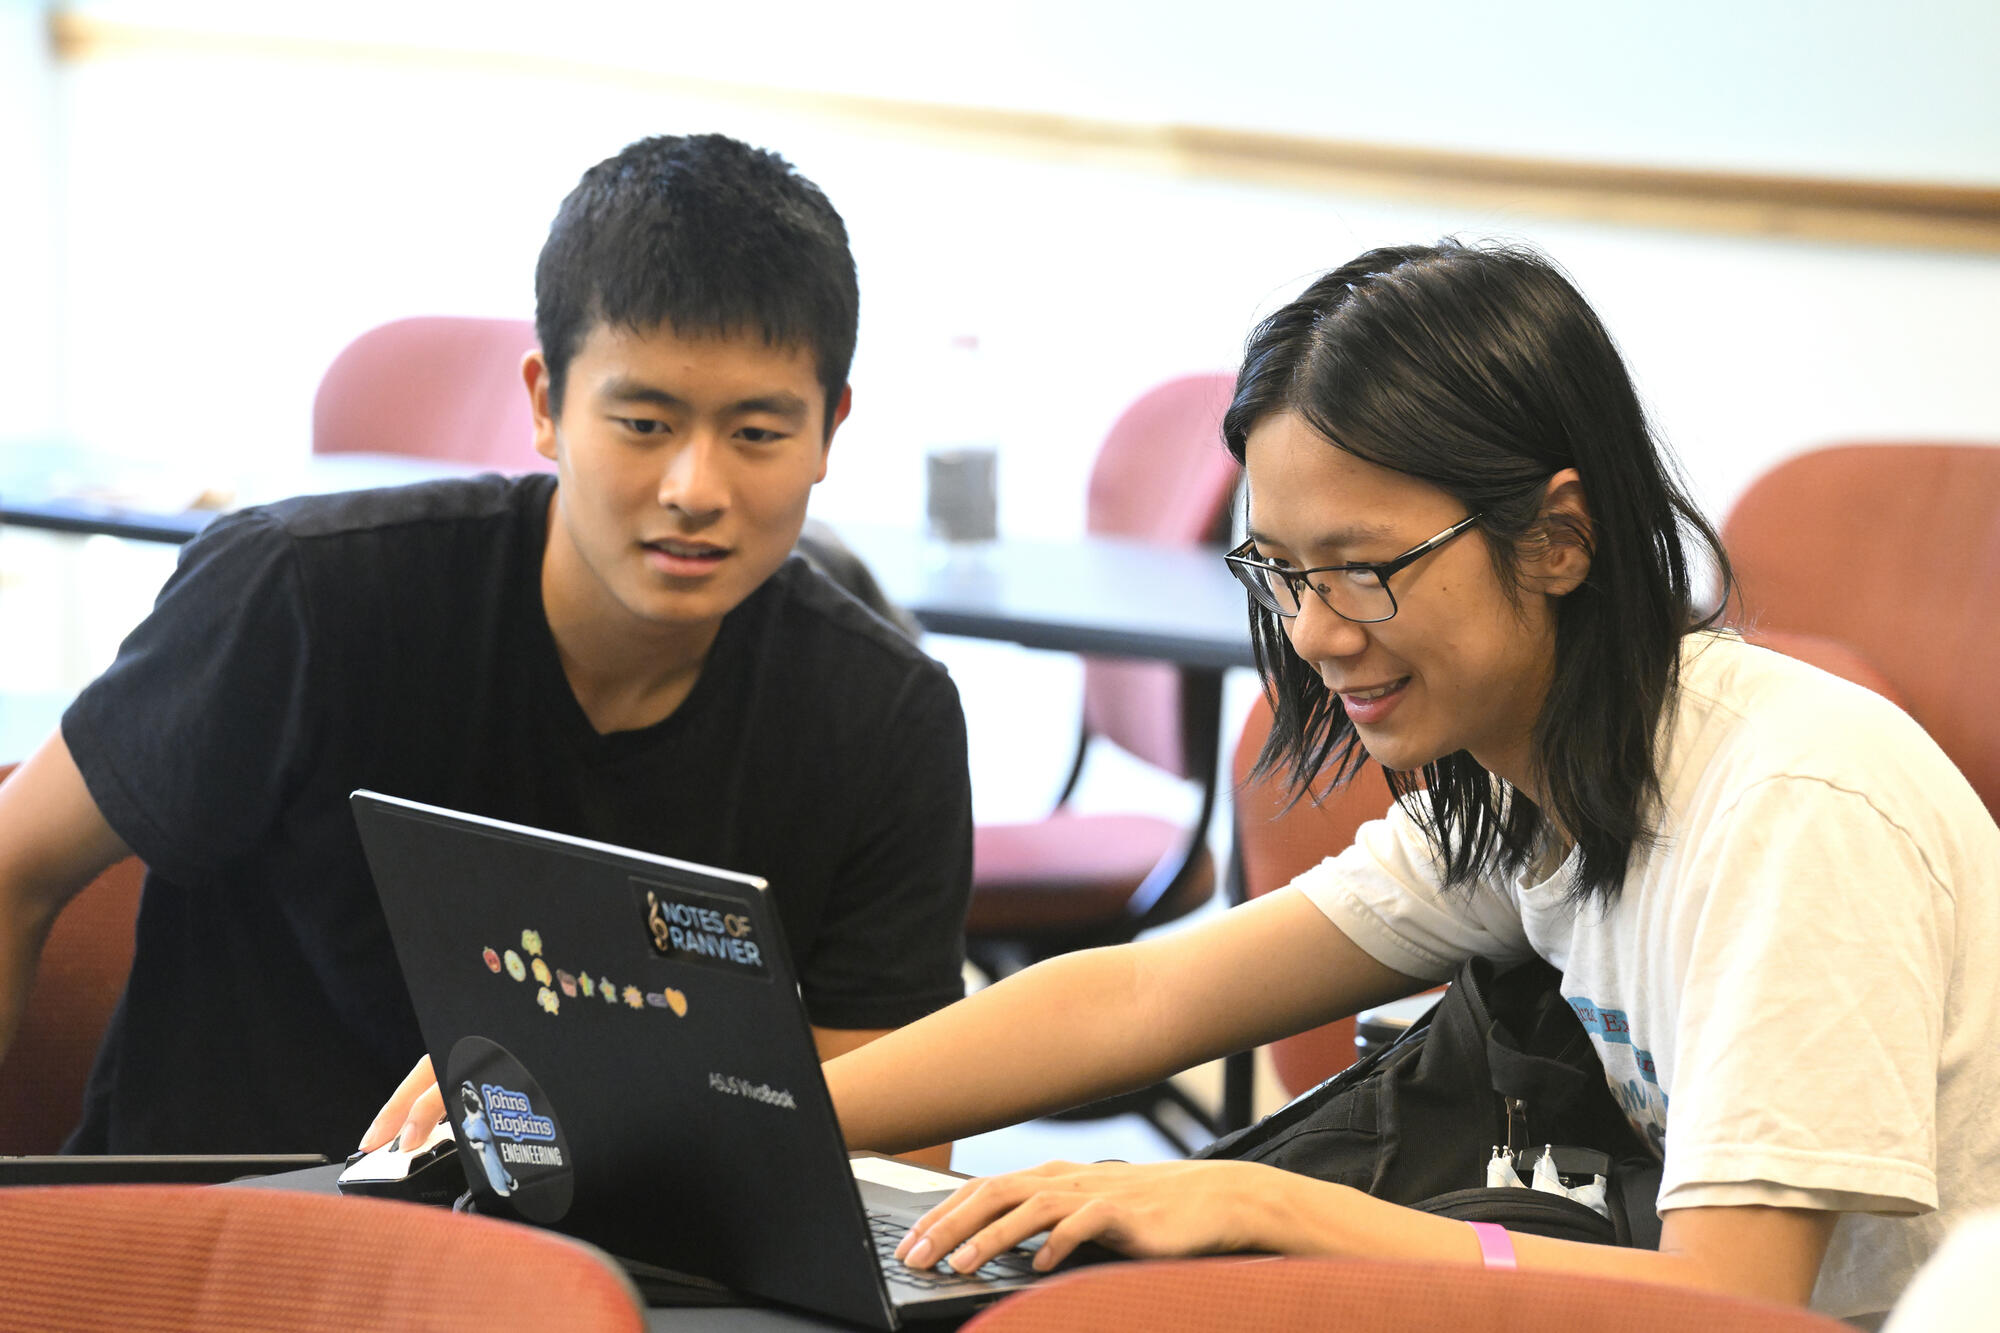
[1223,513,1483,623]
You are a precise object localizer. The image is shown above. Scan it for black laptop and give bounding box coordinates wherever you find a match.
[350,790,1047,1328]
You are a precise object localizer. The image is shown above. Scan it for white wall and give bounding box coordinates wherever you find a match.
[56,0,2000,179]
[30,2,2000,530]
[0,0,62,438]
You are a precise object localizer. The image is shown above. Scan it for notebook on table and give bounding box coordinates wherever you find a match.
[350,790,1050,1329]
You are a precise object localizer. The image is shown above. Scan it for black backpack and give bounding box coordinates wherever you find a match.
[1194,955,1664,1248]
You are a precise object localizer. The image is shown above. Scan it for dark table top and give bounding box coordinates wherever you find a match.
[0,444,1255,670]
[831,524,1253,670]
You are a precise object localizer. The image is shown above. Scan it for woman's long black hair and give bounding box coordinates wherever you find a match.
[1224,240,1730,906]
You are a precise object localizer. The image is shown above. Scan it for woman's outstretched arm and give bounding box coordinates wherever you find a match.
[824,887,1426,1155]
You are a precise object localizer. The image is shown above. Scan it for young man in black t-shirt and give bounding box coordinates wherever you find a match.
[0,135,972,1159]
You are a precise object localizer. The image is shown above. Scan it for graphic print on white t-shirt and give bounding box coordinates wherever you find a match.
[1565,995,1667,1154]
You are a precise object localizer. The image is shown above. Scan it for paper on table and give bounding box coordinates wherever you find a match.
[849,1155,965,1194]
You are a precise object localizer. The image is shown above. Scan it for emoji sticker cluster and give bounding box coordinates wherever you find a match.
[482,927,689,1020]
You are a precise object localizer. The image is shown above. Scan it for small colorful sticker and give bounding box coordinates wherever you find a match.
[623,986,644,1010]
[521,929,543,958]
[531,958,552,986]
[503,950,526,982]
[663,987,689,1018]
[482,947,502,974]
[577,971,593,995]
[645,991,669,1009]
[557,970,577,998]
[537,985,560,1015]
[599,978,616,1003]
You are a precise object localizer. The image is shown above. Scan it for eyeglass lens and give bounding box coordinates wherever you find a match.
[1230,562,1395,622]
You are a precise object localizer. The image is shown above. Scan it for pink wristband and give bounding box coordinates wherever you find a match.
[1468,1221,1517,1270]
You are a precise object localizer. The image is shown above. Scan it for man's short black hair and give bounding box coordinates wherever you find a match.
[534,133,859,426]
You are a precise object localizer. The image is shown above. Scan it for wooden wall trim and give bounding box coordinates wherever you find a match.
[49,13,2000,255]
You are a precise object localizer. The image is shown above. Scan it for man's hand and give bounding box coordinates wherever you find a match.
[360,1055,444,1152]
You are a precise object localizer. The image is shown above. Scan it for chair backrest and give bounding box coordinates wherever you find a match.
[1723,442,2000,816]
[1079,373,1240,779]
[312,316,548,472]
[961,1255,1852,1332]
[1229,694,1389,1094]
[0,761,144,1153]
[0,1185,645,1331]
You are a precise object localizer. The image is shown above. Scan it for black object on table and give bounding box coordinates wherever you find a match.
[0,1153,332,1186]
[0,444,486,546]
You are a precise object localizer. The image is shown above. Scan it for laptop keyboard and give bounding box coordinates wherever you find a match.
[867,1210,1039,1290]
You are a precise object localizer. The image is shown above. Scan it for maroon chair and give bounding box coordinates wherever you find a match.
[967,373,1241,965]
[313,316,548,472]
[0,1185,644,1331]
[1219,694,1386,1125]
[962,1256,1851,1333]
[0,761,144,1153]
[1723,442,2000,816]
[965,373,1240,1151]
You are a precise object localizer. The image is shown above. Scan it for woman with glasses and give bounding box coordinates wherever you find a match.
[836,240,2000,1324]
[381,241,1999,1323]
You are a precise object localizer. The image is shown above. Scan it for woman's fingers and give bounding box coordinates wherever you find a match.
[899,1159,1277,1274]
[899,1172,1034,1267]
[950,1190,1099,1273]
[895,1175,990,1262]
[1034,1197,1134,1270]
[358,1054,437,1151]
[898,1162,1096,1272]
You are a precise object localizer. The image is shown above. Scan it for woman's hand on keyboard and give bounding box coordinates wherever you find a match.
[893,1158,1313,1275]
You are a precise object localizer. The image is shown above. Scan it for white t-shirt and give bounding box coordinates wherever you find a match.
[1292,631,2000,1322]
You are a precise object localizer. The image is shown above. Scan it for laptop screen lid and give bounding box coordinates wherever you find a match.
[351,789,907,1327]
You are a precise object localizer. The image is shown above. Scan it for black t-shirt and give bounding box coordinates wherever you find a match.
[61,474,971,1155]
